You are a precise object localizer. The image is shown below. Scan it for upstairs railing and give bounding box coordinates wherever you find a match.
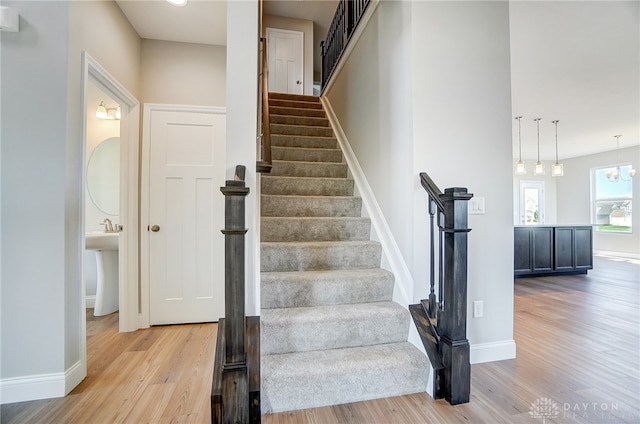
[410,172,473,405]
[320,0,371,90]
[256,0,272,174]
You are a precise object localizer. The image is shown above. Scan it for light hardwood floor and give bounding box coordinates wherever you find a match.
[2,255,638,423]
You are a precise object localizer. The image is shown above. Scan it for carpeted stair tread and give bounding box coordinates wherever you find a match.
[261,176,354,196]
[261,268,394,309]
[261,342,430,413]
[261,301,410,355]
[261,216,371,242]
[270,114,330,127]
[261,240,381,272]
[260,92,429,413]
[270,106,326,118]
[271,134,338,149]
[270,123,334,137]
[261,195,362,217]
[270,160,348,178]
[272,146,343,163]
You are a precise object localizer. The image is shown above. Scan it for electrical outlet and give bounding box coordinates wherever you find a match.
[473,300,484,318]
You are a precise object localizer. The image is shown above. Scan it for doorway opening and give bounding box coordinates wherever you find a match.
[79,52,141,386]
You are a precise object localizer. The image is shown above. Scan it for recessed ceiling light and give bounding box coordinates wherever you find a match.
[166,0,187,7]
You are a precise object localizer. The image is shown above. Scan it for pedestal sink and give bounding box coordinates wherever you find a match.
[85,231,119,316]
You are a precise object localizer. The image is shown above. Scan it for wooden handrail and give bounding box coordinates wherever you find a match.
[256,0,272,173]
[261,37,272,167]
[420,172,445,212]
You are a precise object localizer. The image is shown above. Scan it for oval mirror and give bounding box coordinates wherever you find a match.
[87,137,120,216]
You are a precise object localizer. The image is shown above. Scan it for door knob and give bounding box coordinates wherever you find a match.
[150,225,160,232]
[296,80,301,85]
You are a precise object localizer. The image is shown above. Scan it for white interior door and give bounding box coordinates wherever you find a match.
[147,107,226,325]
[267,28,304,94]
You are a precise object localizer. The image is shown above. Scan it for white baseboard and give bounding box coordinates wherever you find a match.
[0,361,85,404]
[85,295,96,309]
[594,250,640,260]
[470,340,516,364]
[65,360,85,395]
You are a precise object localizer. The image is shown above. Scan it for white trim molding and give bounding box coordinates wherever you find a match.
[470,340,517,364]
[0,361,83,405]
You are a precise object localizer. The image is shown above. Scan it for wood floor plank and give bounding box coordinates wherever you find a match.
[1,255,638,423]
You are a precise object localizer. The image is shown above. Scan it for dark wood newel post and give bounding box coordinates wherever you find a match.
[215,165,254,424]
[438,187,473,405]
[221,170,249,366]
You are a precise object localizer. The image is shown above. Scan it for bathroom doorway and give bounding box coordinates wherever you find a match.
[79,52,141,381]
[84,81,121,315]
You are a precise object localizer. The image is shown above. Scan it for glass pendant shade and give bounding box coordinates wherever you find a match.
[96,101,108,119]
[630,168,637,177]
[516,160,526,175]
[552,163,564,177]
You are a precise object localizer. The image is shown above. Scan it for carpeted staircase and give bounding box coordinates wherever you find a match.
[260,92,430,413]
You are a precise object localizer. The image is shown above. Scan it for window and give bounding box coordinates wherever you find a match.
[519,181,545,225]
[592,165,633,233]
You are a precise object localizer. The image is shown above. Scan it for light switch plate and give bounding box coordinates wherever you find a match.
[469,197,485,215]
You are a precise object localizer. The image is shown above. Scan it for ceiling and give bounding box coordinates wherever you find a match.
[115,0,639,161]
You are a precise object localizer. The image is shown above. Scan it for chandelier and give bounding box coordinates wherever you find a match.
[605,135,636,182]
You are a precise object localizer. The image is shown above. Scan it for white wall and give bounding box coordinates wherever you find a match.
[1,0,141,402]
[264,14,314,96]
[326,1,515,362]
[1,0,69,385]
[140,39,226,106]
[557,146,640,257]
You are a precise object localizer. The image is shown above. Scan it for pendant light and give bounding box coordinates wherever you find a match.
[515,116,526,175]
[533,118,545,175]
[551,120,563,177]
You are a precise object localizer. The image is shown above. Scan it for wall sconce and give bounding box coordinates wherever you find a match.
[533,118,545,176]
[551,120,564,177]
[96,101,121,120]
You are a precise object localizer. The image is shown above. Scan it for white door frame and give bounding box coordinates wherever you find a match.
[80,53,140,373]
[266,27,304,94]
[140,104,227,328]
